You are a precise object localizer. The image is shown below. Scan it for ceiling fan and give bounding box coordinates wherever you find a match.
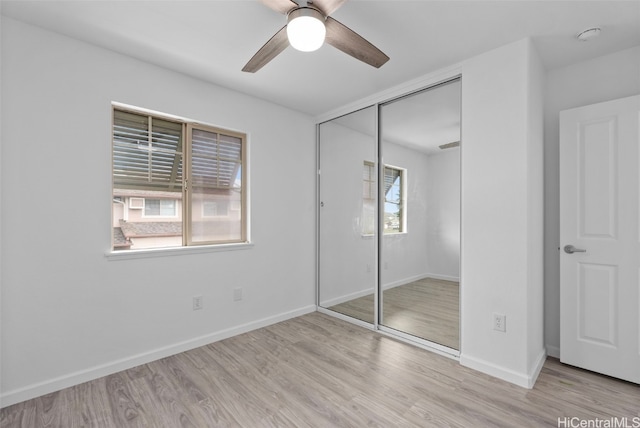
[242,0,390,73]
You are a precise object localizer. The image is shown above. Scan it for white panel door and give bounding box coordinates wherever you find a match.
[560,94,640,383]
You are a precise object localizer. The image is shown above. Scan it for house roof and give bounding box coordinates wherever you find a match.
[113,227,132,249]
[119,219,182,238]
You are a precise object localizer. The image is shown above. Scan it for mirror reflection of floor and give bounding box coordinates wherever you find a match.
[327,278,459,350]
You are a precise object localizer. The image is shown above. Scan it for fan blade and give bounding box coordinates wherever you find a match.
[325,17,389,68]
[242,25,290,73]
[260,0,297,14]
[309,0,348,16]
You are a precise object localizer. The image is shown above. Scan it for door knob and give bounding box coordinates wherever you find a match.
[564,245,586,254]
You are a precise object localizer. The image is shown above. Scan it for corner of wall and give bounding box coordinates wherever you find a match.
[460,37,546,388]
[525,37,546,376]
[460,347,546,389]
[0,11,4,411]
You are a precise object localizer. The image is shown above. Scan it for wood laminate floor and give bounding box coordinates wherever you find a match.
[328,278,460,349]
[2,312,638,427]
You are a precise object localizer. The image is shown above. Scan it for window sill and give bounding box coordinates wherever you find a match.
[361,232,409,238]
[105,241,254,261]
[384,232,408,237]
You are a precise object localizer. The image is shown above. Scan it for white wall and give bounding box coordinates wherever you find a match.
[0,17,316,406]
[460,38,545,387]
[0,6,4,404]
[543,45,640,358]
[425,148,460,281]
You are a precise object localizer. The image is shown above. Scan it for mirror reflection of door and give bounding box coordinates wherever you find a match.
[379,79,461,350]
[318,106,376,323]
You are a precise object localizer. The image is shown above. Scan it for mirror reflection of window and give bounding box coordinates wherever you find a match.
[362,161,376,235]
[383,166,405,234]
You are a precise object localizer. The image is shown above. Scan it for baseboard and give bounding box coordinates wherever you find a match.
[424,273,460,282]
[0,305,316,408]
[319,288,373,307]
[460,348,547,389]
[382,273,430,290]
[528,349,547,387]
[317,306,375,330]
[546,344,560,359]
[383,273,460,290]
[320,274,460,306]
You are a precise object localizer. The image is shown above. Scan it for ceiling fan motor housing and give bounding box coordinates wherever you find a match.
[288,6,326,22]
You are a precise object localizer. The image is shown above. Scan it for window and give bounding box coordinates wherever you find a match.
[112,106,247,251]
[143,199,178,217]
[383,165,406,234]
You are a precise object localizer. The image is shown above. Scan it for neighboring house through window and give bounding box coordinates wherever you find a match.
[112,106,247,251]
[144,199,178,217]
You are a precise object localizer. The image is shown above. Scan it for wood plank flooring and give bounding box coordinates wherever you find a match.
[2,312,639,427]
[328,278,460,349]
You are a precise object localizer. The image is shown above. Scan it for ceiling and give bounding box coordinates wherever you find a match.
[332,79,461,153]
[2,0,639,118]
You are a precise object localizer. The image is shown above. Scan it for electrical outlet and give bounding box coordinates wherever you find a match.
[193,296,203,311]
[493,313,506,332]
[233,287,243,302]
[366,263,372,273]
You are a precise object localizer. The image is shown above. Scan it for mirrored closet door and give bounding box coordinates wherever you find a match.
[318,78,461,352]
[379,79,461,350]
[318,106,377,324]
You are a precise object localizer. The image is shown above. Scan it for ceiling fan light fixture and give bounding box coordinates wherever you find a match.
[287,8,326,52]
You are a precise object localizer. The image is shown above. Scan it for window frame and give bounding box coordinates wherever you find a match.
[184,122,247,246]
[110,103,249,254]
[362,160,376,236]
[383,164,407,234]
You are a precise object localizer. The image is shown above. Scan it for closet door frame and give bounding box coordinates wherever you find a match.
[316,73,463,360]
